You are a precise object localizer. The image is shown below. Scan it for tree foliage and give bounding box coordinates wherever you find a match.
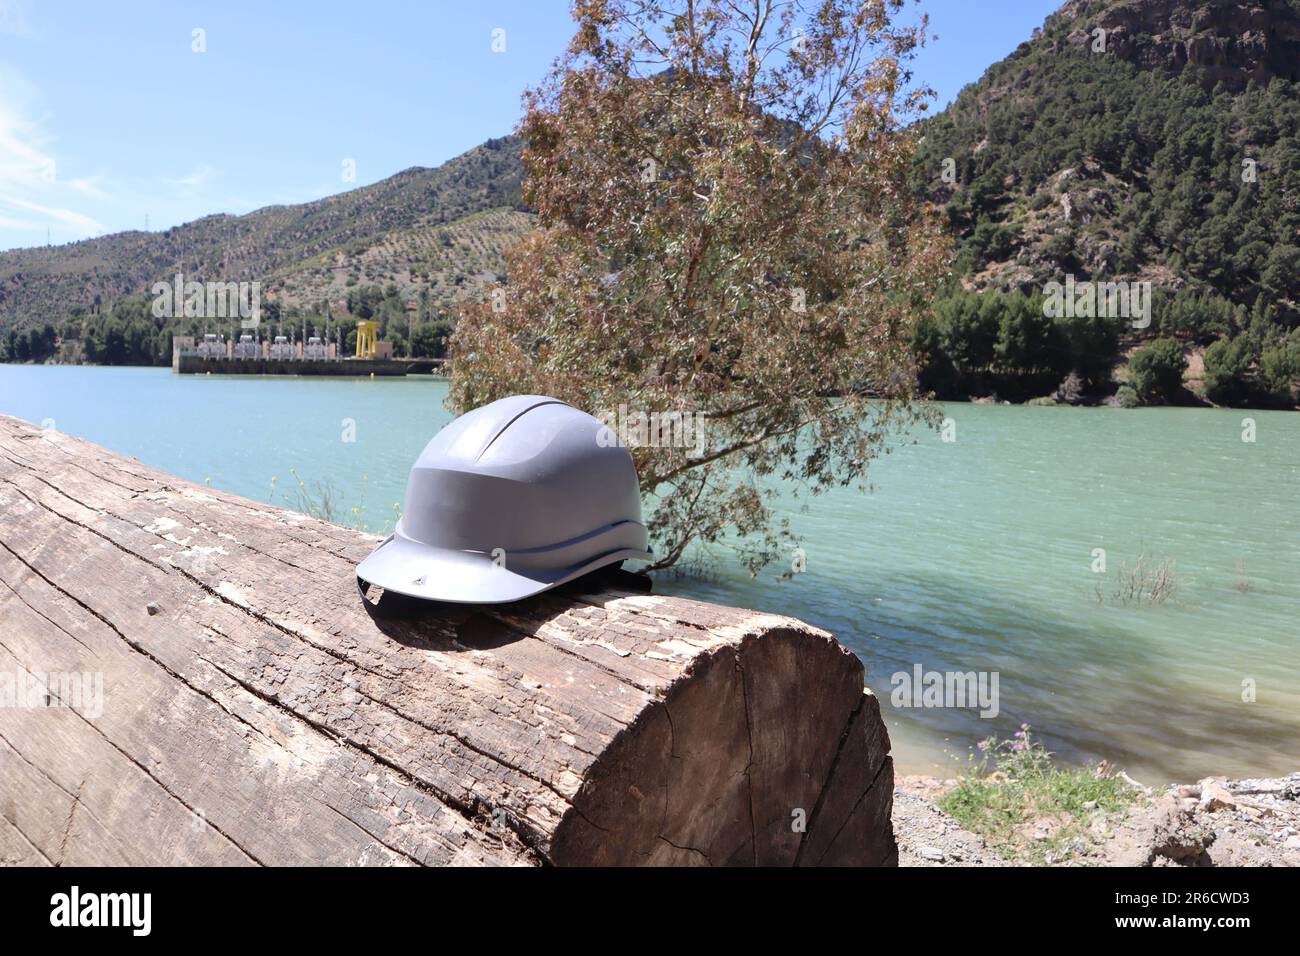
[452,0,949,573]
[909,7,1300,408]
[1128,338,1187,404]
[913,289,1121,399]
[1,323,58,363]
[915,40,1300,319]
[1201,336,1254,405]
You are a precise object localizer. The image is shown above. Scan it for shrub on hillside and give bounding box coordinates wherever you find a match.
[1128,338,1187,404]
[961,221,1022,271]
[1201,336,1255,405]
[1259,344,1300,406]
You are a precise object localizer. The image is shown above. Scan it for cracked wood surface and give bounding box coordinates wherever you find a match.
[0,414,896,866]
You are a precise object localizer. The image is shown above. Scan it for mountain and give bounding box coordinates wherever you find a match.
[909,0,1300,406]
[914,0,1300,316]
[4,0,1298,400]
[0,136,527,336]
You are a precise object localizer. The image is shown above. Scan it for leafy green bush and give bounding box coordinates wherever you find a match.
[912,312,958,398]
[410,318,454,358]
[1202,336,1255,405]
[1258,344,1299,405]
[1115,384,1140,408]
[961,221,1022,270]
[1042,228,1078,270]
[1128,338,1187,403]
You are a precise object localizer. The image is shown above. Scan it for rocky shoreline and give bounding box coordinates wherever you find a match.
[895,773,1300,867]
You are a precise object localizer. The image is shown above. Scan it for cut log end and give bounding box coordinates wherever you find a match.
[551,626,895,866]
[0,415,895,866]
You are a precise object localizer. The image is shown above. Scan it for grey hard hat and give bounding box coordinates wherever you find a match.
[356,395,652,604]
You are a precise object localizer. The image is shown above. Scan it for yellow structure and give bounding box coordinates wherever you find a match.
[355,320,379,358]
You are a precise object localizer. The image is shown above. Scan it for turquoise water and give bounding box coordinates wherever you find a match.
[2,364,1297,783]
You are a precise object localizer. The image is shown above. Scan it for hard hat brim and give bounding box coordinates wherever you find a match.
[355,532,653,605]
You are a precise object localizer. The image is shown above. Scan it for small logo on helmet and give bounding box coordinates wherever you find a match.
[412,575,427,586]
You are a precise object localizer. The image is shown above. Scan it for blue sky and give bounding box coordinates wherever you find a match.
[0,0,1062,251]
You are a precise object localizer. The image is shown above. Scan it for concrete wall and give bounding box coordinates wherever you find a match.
[175,355,407,376]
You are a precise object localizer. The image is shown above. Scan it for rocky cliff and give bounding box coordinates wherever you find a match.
[1056,0,1300,89]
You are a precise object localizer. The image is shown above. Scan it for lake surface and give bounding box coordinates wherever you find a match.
[2,364,1297,783]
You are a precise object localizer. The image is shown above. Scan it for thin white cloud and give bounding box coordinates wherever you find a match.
[0,191,103,235]
[0,98,53,188]
[0,65,105,242]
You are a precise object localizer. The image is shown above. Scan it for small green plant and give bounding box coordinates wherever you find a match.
[284,467,341,524]
[270,469,380,533]
[938,725,1139,864]
[345,474,372,532]
[1114,384,1140,408]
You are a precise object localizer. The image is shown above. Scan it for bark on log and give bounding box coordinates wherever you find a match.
[0,414,895,866]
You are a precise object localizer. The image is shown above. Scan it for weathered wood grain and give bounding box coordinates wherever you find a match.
[0,414,895,866]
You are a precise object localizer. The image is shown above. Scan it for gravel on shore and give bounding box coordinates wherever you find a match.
[894,772,1300,867]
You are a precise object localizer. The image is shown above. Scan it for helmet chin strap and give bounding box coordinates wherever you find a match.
[356,533,417,618]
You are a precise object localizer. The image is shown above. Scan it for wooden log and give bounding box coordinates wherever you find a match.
[0,414,895,866]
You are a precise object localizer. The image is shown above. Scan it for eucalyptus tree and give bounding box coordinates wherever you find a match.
[453,0,949,573]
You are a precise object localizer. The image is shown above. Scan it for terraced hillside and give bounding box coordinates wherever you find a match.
[265,207,533,314]
[0,136,525,334]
